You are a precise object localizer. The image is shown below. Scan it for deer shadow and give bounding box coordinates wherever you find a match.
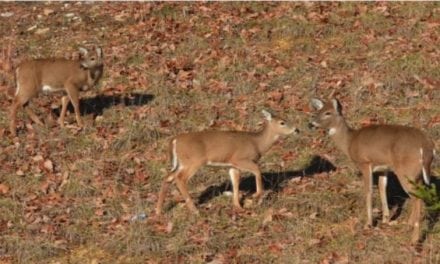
[52,92,154,117]
[197,155,336,205]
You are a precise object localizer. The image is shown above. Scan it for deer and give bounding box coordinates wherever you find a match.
[309,98,435,245]
[155,110,299,215]
[9,47,104,137]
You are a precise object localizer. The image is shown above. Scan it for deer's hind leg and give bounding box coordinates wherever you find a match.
[156,171,177,215]
[10,87,41,136]
[395,166,425,245]
[174,163,202,214]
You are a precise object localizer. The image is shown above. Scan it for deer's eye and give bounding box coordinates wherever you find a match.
[324,112,331,116]
[280,121,285,126]
[91,58,96,61]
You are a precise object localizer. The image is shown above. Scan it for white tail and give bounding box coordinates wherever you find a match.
[420,148,432,185]
[310,98,434,245]
[9,47,104,137]
[156,110,299,215]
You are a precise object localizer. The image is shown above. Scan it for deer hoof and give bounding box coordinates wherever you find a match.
[155,208,162,216]
[233,205,245,213]
[188,205,199,215]
[57,119,65,127]
[363,223,373,230]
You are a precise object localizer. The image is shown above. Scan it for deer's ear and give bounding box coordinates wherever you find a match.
[310,98,324,111]
[78,47,88,58]
[96,47,103,58]
[261,109,272,121]
[332,99,342,114]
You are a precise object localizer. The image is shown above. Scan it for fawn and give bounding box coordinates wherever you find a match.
[9,47,104,136]
[156,110,299,215]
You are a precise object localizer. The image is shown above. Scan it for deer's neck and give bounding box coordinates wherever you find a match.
[84,69,93,86]
[86,66,103,86]
[330,118,354,158]
[255,123,279,154]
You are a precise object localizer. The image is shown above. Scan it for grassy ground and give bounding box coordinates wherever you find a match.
[1,2,440,263]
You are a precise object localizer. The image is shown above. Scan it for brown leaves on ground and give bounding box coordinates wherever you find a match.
[0,2,439,263]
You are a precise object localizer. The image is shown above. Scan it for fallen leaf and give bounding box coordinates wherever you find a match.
[35,28,50,35]
[268,242,284,254]
[33,155,44,162]
[43,8,54,16]
[43,159,54,172]
[40,180,50,193]
[0,183,10,194]
[308,238,322,246]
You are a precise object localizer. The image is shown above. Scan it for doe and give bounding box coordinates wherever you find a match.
[310,98,434,244]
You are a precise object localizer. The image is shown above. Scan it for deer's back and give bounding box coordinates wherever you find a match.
[174,130,260,163]
[18,59,86,89]
[349,124,434,166]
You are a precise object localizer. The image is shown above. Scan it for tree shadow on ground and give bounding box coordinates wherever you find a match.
[52,92,154,117]
[197,155,336,205]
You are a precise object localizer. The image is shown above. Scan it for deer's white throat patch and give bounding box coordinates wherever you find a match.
[328,128,337,135]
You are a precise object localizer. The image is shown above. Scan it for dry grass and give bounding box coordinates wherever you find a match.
[1,2,440,263]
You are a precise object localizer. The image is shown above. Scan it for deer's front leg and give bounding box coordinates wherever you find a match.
[378,175,390,224]
[360,164,374,228]
[229,168,242,209]
[65,84,83,127]
[234,160,263,198]
[58,96,69,127]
